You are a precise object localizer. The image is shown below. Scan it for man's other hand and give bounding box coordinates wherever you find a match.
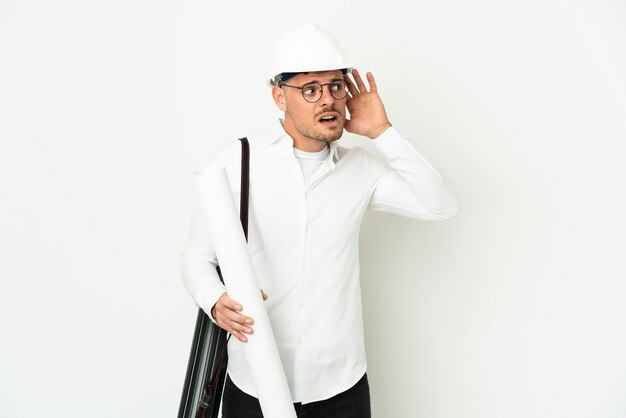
[211,290,269,342]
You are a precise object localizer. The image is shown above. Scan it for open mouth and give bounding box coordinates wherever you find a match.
[319,114,338,124]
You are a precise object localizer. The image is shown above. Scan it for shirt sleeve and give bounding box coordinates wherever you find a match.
[180,199,226,324]
[366,126,459,220]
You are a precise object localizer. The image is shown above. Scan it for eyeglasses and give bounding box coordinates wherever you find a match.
[280,80,348,103]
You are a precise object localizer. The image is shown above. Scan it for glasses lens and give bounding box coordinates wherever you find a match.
[301,83,322,103]
[329,81,347,100]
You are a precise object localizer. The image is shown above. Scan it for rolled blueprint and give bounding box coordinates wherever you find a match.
[195,164,297,418]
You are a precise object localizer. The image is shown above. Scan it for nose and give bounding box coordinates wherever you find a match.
[318,84,336,106]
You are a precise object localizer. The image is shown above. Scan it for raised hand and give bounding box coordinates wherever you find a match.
[344,69,392,139]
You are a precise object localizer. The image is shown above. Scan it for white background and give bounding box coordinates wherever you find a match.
[1,1,625,417]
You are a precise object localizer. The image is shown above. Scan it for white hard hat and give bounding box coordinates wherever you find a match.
[267,23,352,86]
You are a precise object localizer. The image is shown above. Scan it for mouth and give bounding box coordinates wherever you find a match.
[318,113,341,126]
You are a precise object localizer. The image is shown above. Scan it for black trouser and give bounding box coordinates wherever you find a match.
[221,373,372,418]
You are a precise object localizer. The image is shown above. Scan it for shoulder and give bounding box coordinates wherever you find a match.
[193,139,247,175]
[335,143,382,169]
[193,122,280,174]
[335,143,388,188]
[335,143,369,160]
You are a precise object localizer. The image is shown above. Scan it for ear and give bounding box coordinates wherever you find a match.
[271,86,287,111]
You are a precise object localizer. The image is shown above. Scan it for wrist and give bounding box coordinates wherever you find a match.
[368,122,392,139]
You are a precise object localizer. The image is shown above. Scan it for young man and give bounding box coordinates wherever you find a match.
[181,23,459,418]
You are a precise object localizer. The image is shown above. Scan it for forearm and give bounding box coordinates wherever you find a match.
[179,202,225,322]
[180,252,225,321]
[369,126,459,220]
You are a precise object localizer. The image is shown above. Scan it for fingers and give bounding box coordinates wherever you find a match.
[215,293,254,342]
[344,68,377,97]
[351,68,367,93]
[213,290,269,342]
[365,71,377,93]
[345,73,359,97]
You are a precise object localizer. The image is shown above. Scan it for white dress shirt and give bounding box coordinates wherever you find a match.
[293,146,330,188]
[180,119,458,404]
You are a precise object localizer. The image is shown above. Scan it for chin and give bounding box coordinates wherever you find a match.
[319,129,343,143]
[320,124,345,142]
[329,131,344,141]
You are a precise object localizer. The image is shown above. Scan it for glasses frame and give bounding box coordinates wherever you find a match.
[280,80,348,103]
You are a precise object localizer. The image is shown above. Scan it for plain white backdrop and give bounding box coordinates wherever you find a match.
[1,1,625,417]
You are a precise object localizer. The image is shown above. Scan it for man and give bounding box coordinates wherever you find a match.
[181,23,459,417]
